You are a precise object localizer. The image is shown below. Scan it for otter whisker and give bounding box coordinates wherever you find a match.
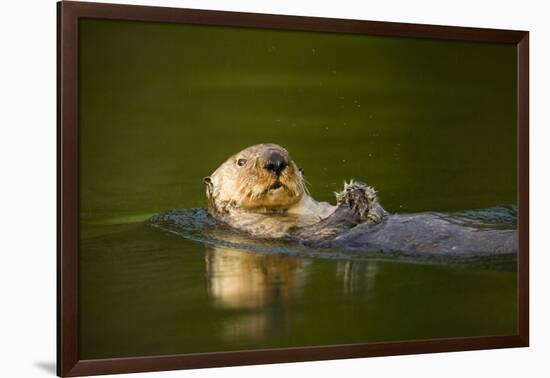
[300,176,310,196]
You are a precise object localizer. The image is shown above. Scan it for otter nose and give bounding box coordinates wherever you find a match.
[264,152,288,176]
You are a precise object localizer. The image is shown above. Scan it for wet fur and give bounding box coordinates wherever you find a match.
[204,144,383,239]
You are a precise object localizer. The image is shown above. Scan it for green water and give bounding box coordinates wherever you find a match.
[78,19,518,359]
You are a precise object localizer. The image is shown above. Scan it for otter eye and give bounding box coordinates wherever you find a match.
[237,158,247,167]
[299,167,305,175]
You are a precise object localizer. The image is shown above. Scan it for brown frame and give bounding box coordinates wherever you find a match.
[57,1,529,376]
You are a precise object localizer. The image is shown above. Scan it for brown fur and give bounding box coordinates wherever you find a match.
[204,144,384,239]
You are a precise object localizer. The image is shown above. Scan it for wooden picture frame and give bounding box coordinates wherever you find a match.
[57,1,529,376]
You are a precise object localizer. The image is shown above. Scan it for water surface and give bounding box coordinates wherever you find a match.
[78,19,517,359]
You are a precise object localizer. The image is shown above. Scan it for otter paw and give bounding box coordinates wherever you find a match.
[366,209,386,224]
[335,181,379,223]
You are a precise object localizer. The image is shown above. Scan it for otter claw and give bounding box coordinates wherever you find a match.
[367,212,382,224]
[336,181,383,224]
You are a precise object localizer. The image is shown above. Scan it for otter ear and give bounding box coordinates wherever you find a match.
[203,176,212,186]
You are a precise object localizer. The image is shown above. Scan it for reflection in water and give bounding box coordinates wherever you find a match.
[204,245,382,341]
[204,246,309,340]
[337,261,379,297]
[205,246,308,308]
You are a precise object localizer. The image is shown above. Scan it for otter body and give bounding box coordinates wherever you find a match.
[180,143,516,256]
[311,211,517,257]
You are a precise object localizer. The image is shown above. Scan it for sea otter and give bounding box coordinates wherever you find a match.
[199,143,517,256]
[149,143,517,257]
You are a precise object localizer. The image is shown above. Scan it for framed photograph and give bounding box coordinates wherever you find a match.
[57,1,529,376]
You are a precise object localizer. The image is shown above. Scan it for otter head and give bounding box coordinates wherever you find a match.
[204,144,306,215]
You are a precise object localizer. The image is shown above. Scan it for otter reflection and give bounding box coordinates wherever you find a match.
[204,245,308,340]
[336,261,379,297]
[203,245,381,341]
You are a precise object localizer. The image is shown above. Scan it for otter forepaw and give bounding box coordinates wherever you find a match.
[335,180,380,223]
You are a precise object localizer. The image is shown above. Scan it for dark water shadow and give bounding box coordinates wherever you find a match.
[34,361,56,375]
